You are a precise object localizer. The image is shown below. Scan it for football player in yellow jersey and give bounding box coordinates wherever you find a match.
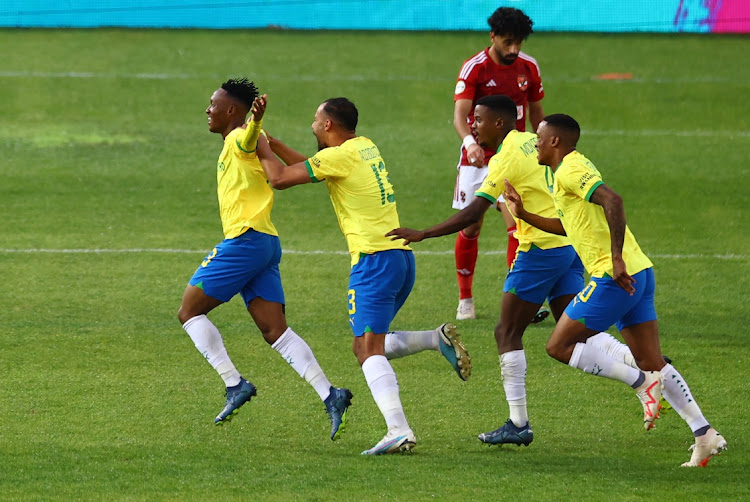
[504,114,726,467]
[253,96,472,455]
[389,94,640,448]
[177,79,353,440]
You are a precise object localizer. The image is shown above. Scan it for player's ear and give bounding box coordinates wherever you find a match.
[550,135,560,147]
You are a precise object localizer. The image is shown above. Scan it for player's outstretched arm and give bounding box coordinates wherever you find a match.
[589,184,635,295]
[504,179,566,235]
[236,94,267,153]
[385,227,425,245]
[387,197,491,245]
[267,135,308,166]
[256,135,311,190]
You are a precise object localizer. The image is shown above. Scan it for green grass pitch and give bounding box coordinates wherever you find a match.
[1,28,749,500]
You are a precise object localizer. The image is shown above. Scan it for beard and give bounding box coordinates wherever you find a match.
[500,53,518,65]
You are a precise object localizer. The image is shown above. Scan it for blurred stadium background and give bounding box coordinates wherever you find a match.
[2,0,749,32]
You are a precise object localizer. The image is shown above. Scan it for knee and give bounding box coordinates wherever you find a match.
[352,343,366,366]
[494,322,523,348]
[259,325,285,345]
[494,322,521,342]
[177,307,193,326]
[352,337,381,366]
[545,339,564,362]
[493,323,506,340]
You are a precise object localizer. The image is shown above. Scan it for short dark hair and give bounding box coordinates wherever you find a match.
[543,114,581,146]
[476,95,518,123]
[322,97,358,132]
[488,7,534,39]
[221,78,258,108]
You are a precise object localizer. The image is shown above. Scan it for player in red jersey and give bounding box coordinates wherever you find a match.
[452,7,546,320]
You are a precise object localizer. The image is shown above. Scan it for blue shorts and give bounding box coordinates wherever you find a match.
[189,229,285,307]
[565,268,657,332]
[503,245,585,304]
[347,249,416,336]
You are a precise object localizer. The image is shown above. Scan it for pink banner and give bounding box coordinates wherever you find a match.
[714,0,750,32]
[675,0,750,33]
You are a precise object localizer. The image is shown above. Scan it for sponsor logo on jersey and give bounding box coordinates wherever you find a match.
[517,74,528,91]
[455,80,466,95]
[578,172,596,189]
[486,79,497,87]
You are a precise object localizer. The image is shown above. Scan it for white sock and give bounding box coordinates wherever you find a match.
[271,327,332,401]
[661,364,710,433]
[569,342,641,386]
[183,314,241,387]
[362,355,409,433]
[587,332,637,368]
[384,329,439,359]
[500,350,528,427]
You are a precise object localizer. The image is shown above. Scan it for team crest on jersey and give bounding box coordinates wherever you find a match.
[517,74,528,91]
[455,80,466,95]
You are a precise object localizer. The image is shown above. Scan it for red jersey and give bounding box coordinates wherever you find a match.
[454,48,544,164]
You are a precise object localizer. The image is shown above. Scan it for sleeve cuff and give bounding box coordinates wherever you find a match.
[585,180,604,202]
[475,192,496,204]
[304,159,321,183]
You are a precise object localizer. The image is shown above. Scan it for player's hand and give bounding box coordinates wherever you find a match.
[251,94,267,122]
[612,255,635,295]
[466,144,485,168]
[386,228,425,245]
[503,179,524,218]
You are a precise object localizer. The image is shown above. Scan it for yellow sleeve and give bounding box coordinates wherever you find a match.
[236,118,263,153]
[476,149,514,203]
[559,160,602,202]
[306,146,351,181]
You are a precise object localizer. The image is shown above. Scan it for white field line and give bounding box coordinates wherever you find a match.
[2,72,748,139]
[583,129,750,138]
[0,70,745,85]
[0,248,746,260]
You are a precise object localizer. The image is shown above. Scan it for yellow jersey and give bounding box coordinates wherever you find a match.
[553,151,652,278]
[305,136,410,265]
[216,124,277,239]
[476,130,571,252]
